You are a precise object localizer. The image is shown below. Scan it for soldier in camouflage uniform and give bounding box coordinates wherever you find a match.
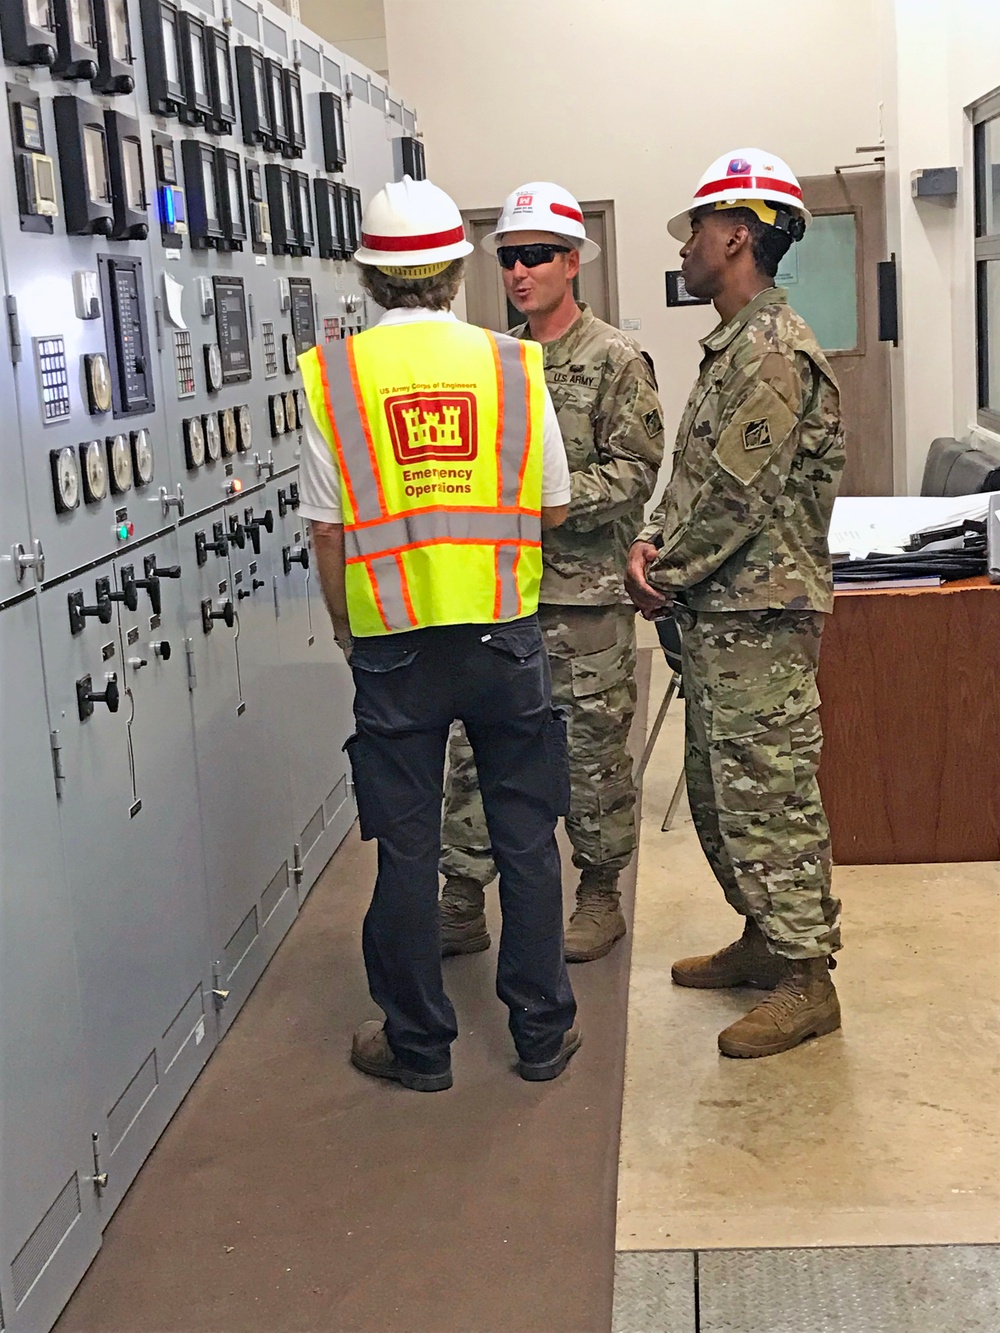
[441,181,664,963]
[627,148,844,1057]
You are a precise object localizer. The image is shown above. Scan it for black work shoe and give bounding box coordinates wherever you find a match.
[517,1028,582,1082]
[350,1021,453,1092]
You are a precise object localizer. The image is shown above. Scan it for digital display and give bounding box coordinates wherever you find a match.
[201,154,218,227]
[215,41,233,114]
[84,124,109,203]
[161,10,179,87]
[16,103,43,151]
[289,278,315,353]
[270,67,286,135]
[189,25,207,98]
[123,138,144,209]
[213,277,251,383]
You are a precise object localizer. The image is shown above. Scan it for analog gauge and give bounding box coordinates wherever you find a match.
[184,416,205,470]
[204,342,223,393]
[84,352,112,414]
[79,439,108,504]
[282,332,297,375]
[107,432,133,494]
[283,390,298,432]
[236,403,253,452]
[220,407,237,456]
[203,412,221,461]
[131,428,154,487]
[50,447,80,513]
[269,393,285,437]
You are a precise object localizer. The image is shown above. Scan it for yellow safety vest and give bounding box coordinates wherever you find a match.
[299,320,548,637]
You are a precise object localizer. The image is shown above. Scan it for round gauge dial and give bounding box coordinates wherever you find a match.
[236,403,253,452]
[220,407,237,457]
[80,438,108,504]
[270,393,285,437]
[184,416,206,470]
[204,342,223,393]
[131,428,154,487]
[84,352,112,414]
[107,433,133,494]
[282,332,297,375]
[203,412,221,461]
[283,390,298,432]
[51,446,80,513]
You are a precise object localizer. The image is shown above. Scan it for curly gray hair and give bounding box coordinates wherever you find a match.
[358,259,466,312]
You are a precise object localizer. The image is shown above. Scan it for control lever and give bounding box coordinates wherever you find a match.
[77,672,120,721]
[251,451,276,480]
[68,589,113,635]
[283,544,310,576]
[195,523,229,566]
[158,485,185,519]
[100,570,139,614]
[244,507,274,555]
[201,598,235,633]
[151,641,172,660]
[237,587,251,600]
[228,515,247,549]
[277,482,300,518]
[144,557,181,580]
[132,571,161,615]
[253,578,265,592]
[11,540,45,584]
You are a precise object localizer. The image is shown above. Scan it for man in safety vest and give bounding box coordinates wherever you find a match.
[439,182,665,964]
[298,176,580,1091]
[626,149,845,1059]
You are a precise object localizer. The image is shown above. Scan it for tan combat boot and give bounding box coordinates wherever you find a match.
[564,870,626,963]
[439,876,490,957]
[717,957,841,1058]
[671,917,790,990]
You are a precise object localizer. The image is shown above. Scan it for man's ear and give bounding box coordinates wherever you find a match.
[566,246,582,280]
[727,224,752,258]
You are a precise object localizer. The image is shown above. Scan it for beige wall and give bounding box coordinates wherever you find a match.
[298,0,388,76]
[385,0,882,484]
[881,0,1000,491]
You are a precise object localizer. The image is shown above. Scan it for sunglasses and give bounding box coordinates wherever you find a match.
[497,243,572,270]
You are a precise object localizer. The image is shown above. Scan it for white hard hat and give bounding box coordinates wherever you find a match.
[667,148,812,242]
[482,182,601,263]
[353,176,474,277]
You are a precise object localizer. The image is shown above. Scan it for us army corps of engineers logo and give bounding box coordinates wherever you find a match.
[384,392,479,464]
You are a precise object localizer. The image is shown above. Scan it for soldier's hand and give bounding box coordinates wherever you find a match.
[625,541,669,616]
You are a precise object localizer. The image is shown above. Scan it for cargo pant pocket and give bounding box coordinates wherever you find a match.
[343,732,389,840]
[544,709,571,818]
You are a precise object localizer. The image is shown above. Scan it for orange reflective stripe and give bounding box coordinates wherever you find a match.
[395,553,418,628]
[315,347,361,522]
[494,545,522,620]
[345,534,541,564]
[365,559,393,632]
[515,342,535,505]
[486,330,505,508]
[345,338,388,518]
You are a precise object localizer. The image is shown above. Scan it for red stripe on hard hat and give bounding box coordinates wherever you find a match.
[549,202,584,224]
[360,224,466,252]
[694,175,804,203]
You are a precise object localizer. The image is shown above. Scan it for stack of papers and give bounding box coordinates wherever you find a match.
[828,495,991,590]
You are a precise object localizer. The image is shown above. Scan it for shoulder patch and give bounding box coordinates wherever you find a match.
[714,380,798,485]
[643,408,663,439]
[742,418,772,451]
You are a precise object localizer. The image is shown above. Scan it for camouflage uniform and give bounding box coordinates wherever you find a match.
[638,287,844,959]
[442,304,664,886]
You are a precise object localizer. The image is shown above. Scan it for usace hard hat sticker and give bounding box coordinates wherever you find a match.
[728,157,752,175]
[667,147,812,242]
[482,181,601,262]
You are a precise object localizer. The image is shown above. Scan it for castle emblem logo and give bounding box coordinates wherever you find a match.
[384,392,478,464]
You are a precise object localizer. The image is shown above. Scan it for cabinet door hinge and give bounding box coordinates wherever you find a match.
[291,841,304,886]
[88,1132,108,1193]
[6,295,21,364]
[50,729,65,797]
[184,636,197,691]
[211,960,230,1008]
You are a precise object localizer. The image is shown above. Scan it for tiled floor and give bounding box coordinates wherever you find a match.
[618,637,1000,1254]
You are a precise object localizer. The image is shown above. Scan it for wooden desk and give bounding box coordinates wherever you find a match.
[817,577,1000,864]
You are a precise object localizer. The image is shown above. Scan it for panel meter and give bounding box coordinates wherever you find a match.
[281,331,296,375]
[203,341,222,392]
[217,148,246,249]
[268,392,285,437]
[178,11,211,125]
[183,414,205,469]
[93,0,133,93]
[131,426,154,485]
[84,351,112,413]
[53,96,114,236]
[219,406,236,456]
[0,0,57,66]
[236,402,252,452]
[265,162,299,255]
[393,135,426,182]
[203,410,220,461]
[139,0,185,117]
[288,277,316,353]
[285,68,305,157]
[212,276,251,384]
[245,159,270,254]
[98,254,155,416]
[205,25,235,134]
[52,0,99,80]
[283,389,297,431]
[319,91,346,173]
[314,178,345,260]
[79,438,108,503]
[106,430,133,493]
[51,445,81,512]
[8,87,58,231]
[293,171,313,255]
[235,45,272,148]
[104,109,148,240]
[153,132,185,245]
[180,137,223,248]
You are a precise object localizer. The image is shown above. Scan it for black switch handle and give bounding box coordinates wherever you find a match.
[77,672,120,721]
[201,598,235,633]
[283,544,309,576]
[228,516,246,549]
[145,556,181,579]
[152,640,172,661]
[68,589,113,635]
[100,571,139,614]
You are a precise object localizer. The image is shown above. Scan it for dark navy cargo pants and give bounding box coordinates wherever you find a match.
[346,613,577,1076]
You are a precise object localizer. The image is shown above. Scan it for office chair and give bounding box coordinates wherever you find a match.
[635,612,687,831]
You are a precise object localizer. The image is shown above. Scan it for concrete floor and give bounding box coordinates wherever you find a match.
[617,636,1000,1254]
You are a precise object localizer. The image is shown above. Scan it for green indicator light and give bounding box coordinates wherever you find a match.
[118,523,130,541]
